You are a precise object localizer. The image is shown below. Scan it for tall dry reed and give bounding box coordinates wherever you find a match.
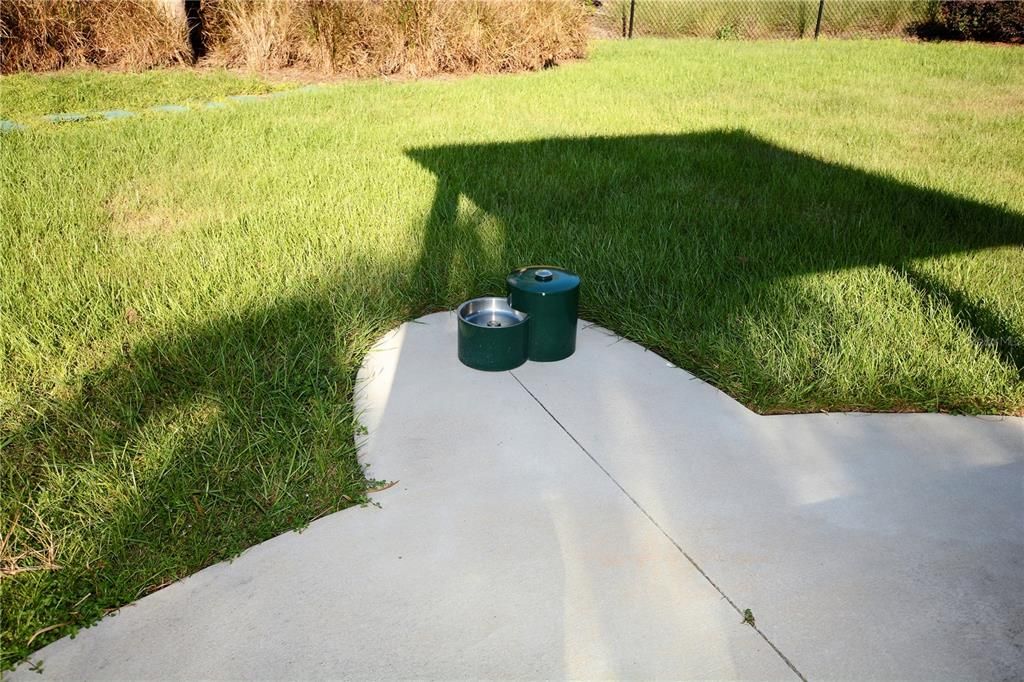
[1,0,189,73]
[202,0,588,75]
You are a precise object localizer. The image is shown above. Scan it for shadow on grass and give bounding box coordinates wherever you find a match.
[407,130,1024,405]
[899,267,1024,379]
[2,288,395,667]
[4,129,1023,667]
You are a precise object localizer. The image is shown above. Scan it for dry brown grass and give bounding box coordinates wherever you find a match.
[105,178,229,236]
[0,509,59,580]
[1,0,586,76]
[202,0,588,75]
[0,0,189,74]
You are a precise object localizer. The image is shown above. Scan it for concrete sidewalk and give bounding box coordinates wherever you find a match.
[13,313,1023,680]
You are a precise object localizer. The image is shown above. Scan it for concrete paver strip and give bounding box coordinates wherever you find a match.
[12,312,1023,680]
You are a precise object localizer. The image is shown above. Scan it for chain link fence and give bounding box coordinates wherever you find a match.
[591,1,934,39]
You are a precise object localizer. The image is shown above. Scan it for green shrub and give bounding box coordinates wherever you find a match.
[915,0,1024,42]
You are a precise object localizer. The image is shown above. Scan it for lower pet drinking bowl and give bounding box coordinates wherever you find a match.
[457,297,529,371]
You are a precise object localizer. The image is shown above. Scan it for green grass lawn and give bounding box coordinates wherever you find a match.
[2,38,1023,667]
[0,68,280,120]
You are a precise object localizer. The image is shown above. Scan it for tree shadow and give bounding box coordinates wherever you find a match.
[407,130,1024,407]
[410,165,485,303]
[2,285,389,666]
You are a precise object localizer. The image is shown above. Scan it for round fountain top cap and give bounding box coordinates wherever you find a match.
[507,266,580,295]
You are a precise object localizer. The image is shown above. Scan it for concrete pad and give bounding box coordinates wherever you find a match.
[12,313,795,681]
[100,110,136,120]
[149,104,189,114]
[41,113,88,123]
[14,313,1023,680]
[512,321,1024,681]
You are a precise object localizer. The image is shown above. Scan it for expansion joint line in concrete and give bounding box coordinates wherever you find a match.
[508,370,808,682]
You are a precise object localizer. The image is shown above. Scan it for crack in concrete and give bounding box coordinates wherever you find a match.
[509,370,808,682]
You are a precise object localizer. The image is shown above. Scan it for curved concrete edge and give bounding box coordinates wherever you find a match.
[11,312,1023,680]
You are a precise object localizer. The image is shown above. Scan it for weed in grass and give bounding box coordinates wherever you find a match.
[715,23,740,40]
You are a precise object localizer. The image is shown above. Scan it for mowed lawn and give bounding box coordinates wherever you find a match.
[2,39,1023,666]
[0,68,281,120]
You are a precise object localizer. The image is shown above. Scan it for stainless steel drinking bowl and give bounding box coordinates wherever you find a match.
[457,297,529,371]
